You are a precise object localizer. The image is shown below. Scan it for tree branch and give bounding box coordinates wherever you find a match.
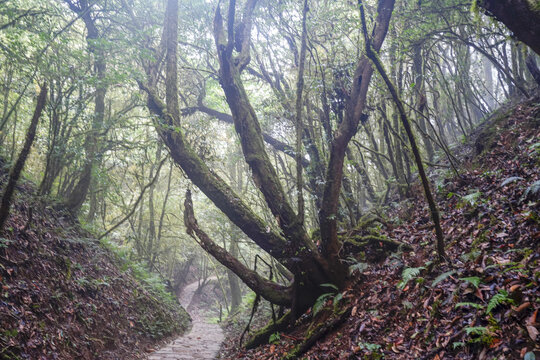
[183,190,292,306]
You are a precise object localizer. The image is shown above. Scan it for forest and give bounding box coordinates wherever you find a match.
[0,0,539,359]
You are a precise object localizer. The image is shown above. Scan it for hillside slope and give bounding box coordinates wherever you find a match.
[221,95,540,359]
[0,176,190,359]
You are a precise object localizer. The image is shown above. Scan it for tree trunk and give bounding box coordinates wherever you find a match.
[294,0,308,224]
[63,0,108,216]
[479,0,540,56]
[412,42,435,162]
[140,0,396,319]
[359,2,446,259]
[319,0,395,287]
[525,54,540,87]
[227,229,243,312]
[0,84,47,231]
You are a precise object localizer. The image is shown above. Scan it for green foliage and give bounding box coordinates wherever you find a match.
[398,266,425,289]
[463,326,495,346]
[522,180,540,201]
[269,332,281,344]
[529,142,540,156]
[464,325,488,336]
[460,250,481,263]
[455,302,484,310]
[431,270,455,287]
[357,341,383,359]
[458,190,482,208]
[348,260,368,275]
[313,283,343,316]
[99,237,177,306]
[486,290,514,314]
[313,293,334,316]
[460,276,482,289]
[0,237,13,248]
[500,176,524,187]
[320,283,338,291]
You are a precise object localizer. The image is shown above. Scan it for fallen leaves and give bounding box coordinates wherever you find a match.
[526,310,539,342]
[0,193,189,359]
[220,97,540,360]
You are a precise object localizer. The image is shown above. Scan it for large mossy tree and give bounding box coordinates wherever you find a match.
[139,0,396,319]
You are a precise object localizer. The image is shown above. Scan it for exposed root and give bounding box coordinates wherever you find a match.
[283,307,352,359]
[346,234,412,251]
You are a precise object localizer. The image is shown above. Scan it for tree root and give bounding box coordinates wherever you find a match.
[283,307,352,359]
[356,212,384,229]
[244,311,292,349]
[346,234,412,251]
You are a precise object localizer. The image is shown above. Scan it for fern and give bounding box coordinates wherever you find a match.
[486,290,514,314]
[460,276,482,289]
[522,180,540,202]
[464,326,488,336]
[320,283,338,291]
[398,266,425,289]
[431,270,455,287]
[501,176,524,187]
[455,302,485,310]
[460,190,482,207]
[349,261,368,275]
[313,293,333,316]
[269,332,281,344]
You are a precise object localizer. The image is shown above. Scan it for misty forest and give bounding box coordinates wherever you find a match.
[0,0,539,359]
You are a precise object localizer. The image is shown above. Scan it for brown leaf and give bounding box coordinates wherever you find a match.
[514,302,531,313]
[527,309,538,325]
[526,325,538,341]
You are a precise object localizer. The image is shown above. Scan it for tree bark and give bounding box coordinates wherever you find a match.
[294,0,309,224]
[319,0,395,282]
[0,84,47,231]
[412,42,435,162]
[63,0,108,215]
[525,54,540,87]
[359,2,446,260]
[479,0,540,56]
[184,190,292,306]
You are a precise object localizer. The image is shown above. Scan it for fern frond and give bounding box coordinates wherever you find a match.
[486,290,513,314]
[398,266,425,289]
[455,302,484,310]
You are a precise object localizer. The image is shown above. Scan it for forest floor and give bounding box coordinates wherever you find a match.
[219,95,540,359]
[0,176,190,359]
[148,279,224,359]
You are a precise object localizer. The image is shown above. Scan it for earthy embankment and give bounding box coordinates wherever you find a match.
[0,175,190,359]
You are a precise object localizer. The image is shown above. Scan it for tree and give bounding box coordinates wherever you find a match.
[478,0,540,56]
[139,0,396,336]
[0,84,47,231]
[62,0,109,215]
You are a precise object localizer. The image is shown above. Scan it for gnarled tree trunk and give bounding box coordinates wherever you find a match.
[479,0,540,56]
[139,0,395,319]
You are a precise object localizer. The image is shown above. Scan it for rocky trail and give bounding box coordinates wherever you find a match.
[149,280,224,360]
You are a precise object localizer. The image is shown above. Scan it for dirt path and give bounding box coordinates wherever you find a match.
[148,280,224,360]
